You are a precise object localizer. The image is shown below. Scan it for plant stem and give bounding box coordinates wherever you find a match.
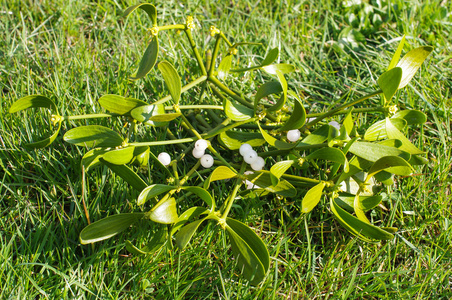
[129,137,196,147]
[63,113,116,120]
[164,104,223,111]
[152,75,207,105]
[209,35,222,77]
[220,162,247,219]
[184,30,207,76]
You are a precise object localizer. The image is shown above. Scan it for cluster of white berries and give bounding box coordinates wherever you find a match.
[286,129,301,142]
[193,139,214,168]
[239,143,265,171]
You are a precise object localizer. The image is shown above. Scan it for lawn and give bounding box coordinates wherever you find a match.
[1,0,451,299]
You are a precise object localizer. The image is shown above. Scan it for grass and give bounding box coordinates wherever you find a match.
[1,0,451,298]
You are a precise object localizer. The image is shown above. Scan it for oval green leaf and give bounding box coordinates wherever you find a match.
[348,141,411,162]
[224,99,254,121]
[131,104,166,123]
[98,94,147,115]
[366,156,413,183]
[377,67,402,102]
[123,3,157,25]
[258,123,294,150]
[392,110,427,125]
[254,81,283,110]
[208,166,237,183]
[301,182,325,213]
[63,125,124,148]
[137,184,175,206]
[385,117,424,154]
[261,63,295,75]
[225,218,270,285]
[24,121,62,149]
[219,131,265,150]
[9,95,57,113]
[131,37,159,80]
[102,146,135,165]
[396,46,433,89]
[148,197,178,224]
[218,54,233,80]
[364,118,406,141]
[158,61,181,104]
[80,213,145,244]
[180,186,215,210]
[175,218,207,250]
[261,48,279,66]
[101,160,148,191]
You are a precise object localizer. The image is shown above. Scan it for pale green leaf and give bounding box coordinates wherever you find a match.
[63,125,124,148]
[396,46,433,89]
[148,197,178,224]
[301,182,325,213]
[137,184,175,206]
[98,94,147,115]
[158,61,181,104]
[131,37,159,80]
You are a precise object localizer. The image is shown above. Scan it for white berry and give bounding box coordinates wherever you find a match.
[287,129,301,142]
[157,152,171,166]
[192,148,205,158]
[239,143,253,156]
[200,154,214,168]
[243,150,258,164]
[250,157,265,171]
[195,139,208,151]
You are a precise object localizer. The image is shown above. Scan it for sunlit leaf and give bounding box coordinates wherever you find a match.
[261,63,295,75]
[102,146,135,165]
[9,95,57,113]
[137,184,175,206]
[98,94,147,115]
[258,123,294,150]
[224,99,254,121]
[80,213,145,244]
[364,118,406,141]
[148,112,181,122]
[300,124,329,145]
[396,46,433,89]
[348,141,411,162]
[208,166,238,183]
[254,81,283,110]
[130,104,167,126]
[301,182,326,213]
[131,37,159,80]
[306,147,348,171]
[270,160,294,180]
[148,197,178,224]
[158,61,181,104]
[388,35,406,70]
[261,48,279,66]
[171,207,210,235]
[225,218,270,284]
[366,156,413,183]
[25,121,62,149]
[218,54,233,80]
[245,171,297,197]
[335,192,382,212]
[175,218,207,250]
[64,125,124,147]
[392,110,427,125]
[180,186,215,209]
[385,118,424,154]
[82,148,107,171]
[123,3,157,25]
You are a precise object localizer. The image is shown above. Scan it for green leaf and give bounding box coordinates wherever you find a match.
[224,100,254,121]
[63,125,124,148]
[9,95,57,113]
[175,218,207,250]
[278,91,306,131]
[392,110,427,125]
[98,94,147,115]
[300,124,329,145]
[261,48,279,66]
[218,54,233,80]
[261,63,295,75]
[301,182,326,213]
[130,104,167,126]
[101,160,148,191]
[82,148,107,171]
[180,186,215,210]
[132,146,150,167]
[137,184,175,206]
[158,61,181,104]
[80,213,145,244]
[396,46,433,89]
[258,123,294,150]
[335,192,382,212]
[123,3,157,25]
[148,112,181,122]
[388,35,406,70]
[366,156,414,183]
[330,198,394,242]
[385,118,424,154]
[306,147,348,171]
[219,131,265,150]
[148,197,178,224]
[225,218,270,285]
[25,121,62,149]
[254,81,283,111]
[348,141,411,162]
[102,146,135,165]
[131,37,159,80]
[125,226,167,255]
[377,67,402,102]
[364,118,406,141]
[270,160,294,181]
[171,207,210,235]
[208,166,237,183]
[343,109,355,136]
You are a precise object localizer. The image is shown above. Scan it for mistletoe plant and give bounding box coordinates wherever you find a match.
[9,3,433,285]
